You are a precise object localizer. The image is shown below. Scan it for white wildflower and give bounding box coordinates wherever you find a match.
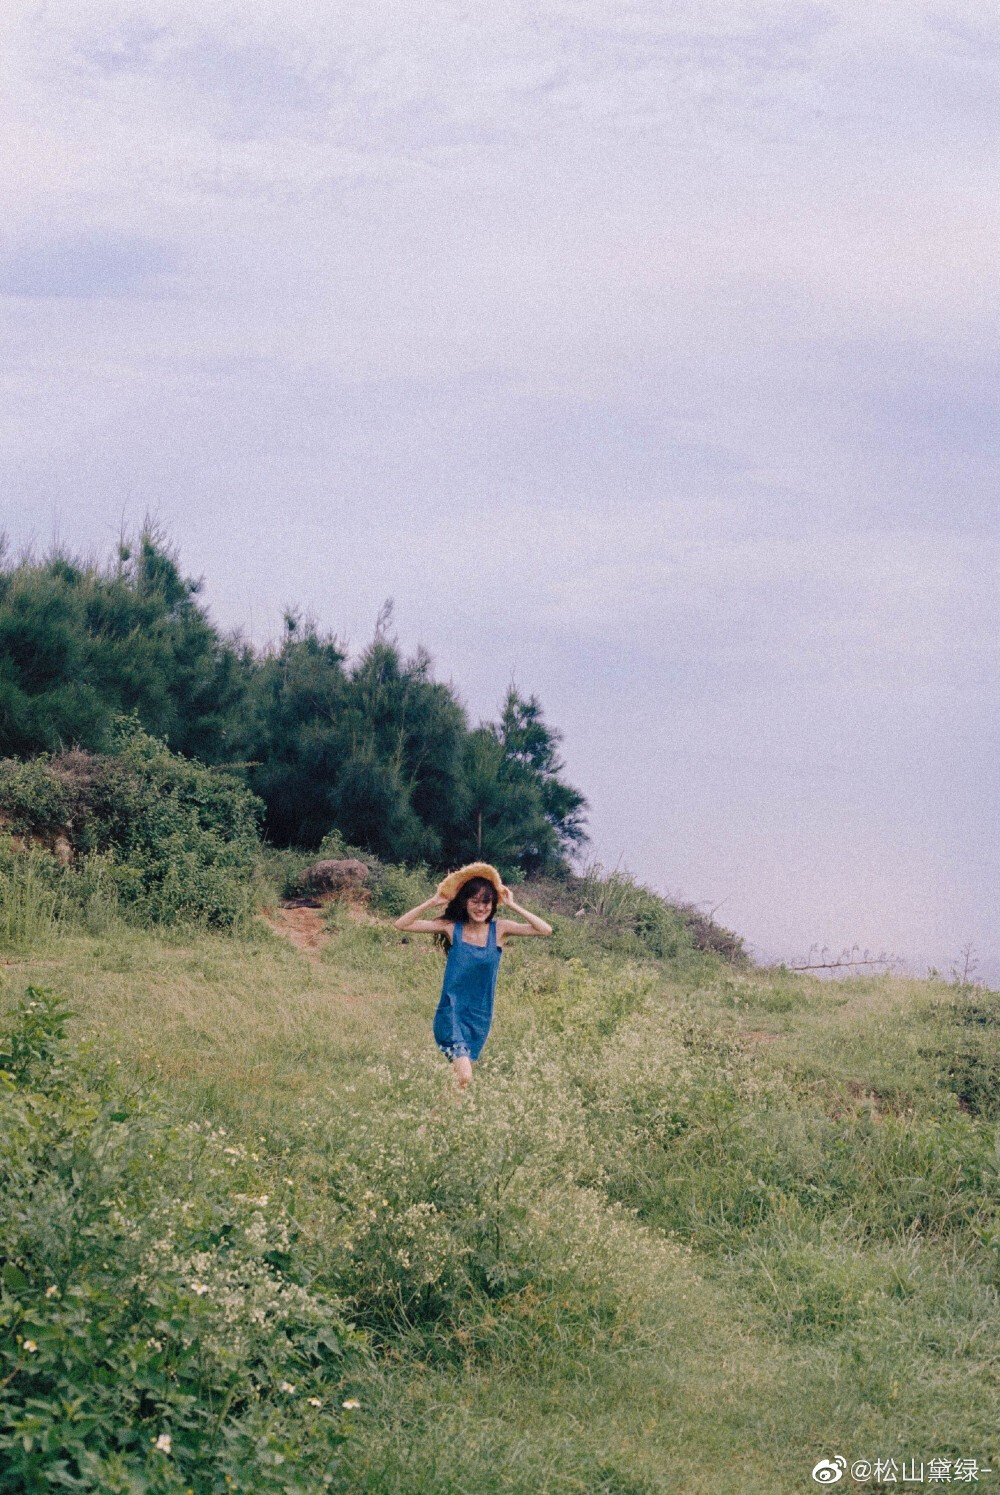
[23,1340,38,1353]
[45,1285,59,1299]
[307,1396,323,1407]
[342,1398,361,1410]
[154,1433,172,1454]
[279,1380,296,1393]
[190,1282,210,1297]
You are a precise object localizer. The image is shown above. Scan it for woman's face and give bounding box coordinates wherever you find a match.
[465,887,493,923]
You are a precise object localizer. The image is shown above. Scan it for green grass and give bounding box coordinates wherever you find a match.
[1,899,998,1492]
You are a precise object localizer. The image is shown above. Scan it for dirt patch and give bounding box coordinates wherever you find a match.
[260,893,383,956]
[742,1029,780,1043]
[261,904,328,958]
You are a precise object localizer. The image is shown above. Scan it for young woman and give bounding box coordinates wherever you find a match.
[394,862,552,1088]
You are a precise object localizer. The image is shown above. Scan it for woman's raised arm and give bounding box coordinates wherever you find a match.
[496,889,553,938]
[394,893,450,934]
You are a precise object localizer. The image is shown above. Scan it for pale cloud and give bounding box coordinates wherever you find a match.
[0,232,176,298]
[2,0,997,970]
[0,3,963,207]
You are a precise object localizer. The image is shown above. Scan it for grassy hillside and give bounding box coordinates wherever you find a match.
[1,877,998,1493]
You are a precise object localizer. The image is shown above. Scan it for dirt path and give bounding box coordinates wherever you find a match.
[261,902,328,958]
[261,894,383,959]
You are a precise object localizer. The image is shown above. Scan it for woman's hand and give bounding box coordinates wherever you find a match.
[499,884,515,907]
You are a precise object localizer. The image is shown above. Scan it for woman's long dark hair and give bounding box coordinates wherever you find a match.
[435,875,498,951]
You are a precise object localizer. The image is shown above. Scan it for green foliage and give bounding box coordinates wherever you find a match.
[274,833,436,916]
[0,754,75,840]
[0,534,589,878]
[0,987,73,1082]
[922,990,1000,1118]
[2,914,999,1489]
[504,951,657,1046]
[0,727,264,930]
[496,687,588,867]
[293,1049,667,1372]
[574,862,696,959]
[456,689,588,877]
[254,845,315,905]
[90,726,263,927]
[579,1001,1000,1260]
[0,989,364,1492]
[0,841,122,949]
[244,627,588,875]
[366,862,436,919]
[244,623,461,862]
[0,530,249,762]
[0,845,66,949]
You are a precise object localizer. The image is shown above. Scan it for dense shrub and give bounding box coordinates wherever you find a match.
[0,727,263,928]
[0,990,365,1493]
[365,862,436,919]
[568,864,693,960]
[243,621,586,873]
[0,755,80,843]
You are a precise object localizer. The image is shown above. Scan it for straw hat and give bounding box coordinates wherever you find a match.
[436,861,506,903]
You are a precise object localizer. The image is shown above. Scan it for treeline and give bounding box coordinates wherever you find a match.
[0,531,586,875]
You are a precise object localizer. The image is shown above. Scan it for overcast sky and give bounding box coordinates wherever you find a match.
[2,1,998,976]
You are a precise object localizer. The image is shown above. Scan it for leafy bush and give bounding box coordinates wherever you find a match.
[532,864,746,966]
[0,726,264,928]
[0,754,78,842]
[254,845,315,905]
[0,990,365,1492]
[0,531,248,764]
[366,862,436,919]
[2,532,589,874]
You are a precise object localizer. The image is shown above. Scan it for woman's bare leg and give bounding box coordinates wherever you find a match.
[452,1055,473,1090]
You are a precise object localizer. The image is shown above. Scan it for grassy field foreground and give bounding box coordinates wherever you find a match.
[1,895,999,1493]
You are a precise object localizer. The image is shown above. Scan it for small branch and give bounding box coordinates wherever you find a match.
[787,957,893,972]
[787,943,902,974]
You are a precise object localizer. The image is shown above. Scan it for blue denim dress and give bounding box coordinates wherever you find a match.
[432,919,502,1061]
